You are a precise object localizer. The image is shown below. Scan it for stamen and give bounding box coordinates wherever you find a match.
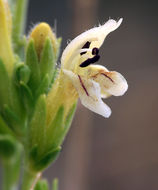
[79,48,92,54]
[80,55,100,67]
[78,75,89,96]
[80,41,91,55]
[92,48,99,55]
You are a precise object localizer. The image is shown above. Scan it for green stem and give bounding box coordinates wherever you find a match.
[22,167,41,190]
[12,0,29,56]
[2,161,17,190]
[52,178,59,190]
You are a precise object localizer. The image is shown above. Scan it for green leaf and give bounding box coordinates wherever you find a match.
[47,103,76,150]
[33,147,61,171]
[16,64,31,84]
[3,105,21,128]
[35,74,49,97]
[46,106,64,149]
[2,104,26,136]
[64,102,77,134]
[30,94,47,152]
[20,81,34,113]
[52,178,59,190]
[0,135,17,159]
[0,58,10,106]
[20,81,33,102]
[0,114,14,135]
[26,40,40,93]
[0,135,22,190]
[34,179,49,190]
[39,38,55,82]
[29,145,38,161]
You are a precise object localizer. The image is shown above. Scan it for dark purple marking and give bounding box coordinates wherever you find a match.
[80,55,100,67]
[80,41,91,55]
[78,75,89,96]
[101,73,114,83]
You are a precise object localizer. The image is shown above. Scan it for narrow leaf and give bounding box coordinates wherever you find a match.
[0,58,10,106]
[52,178,58,190]
[39,38,55,81]
[33,147,61,171]
[35,74,49,97]
[16,64,30,84]
[20,81,34,111]
[29,145,38,163]
[46,106,64,149]
[34,179,49,190]
[0,114,14,135]
[26,40,40,92]
[3,105,20,127]
[30,94,47,152]
[64,102,77,134]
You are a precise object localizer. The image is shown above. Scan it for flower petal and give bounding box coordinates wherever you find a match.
[92,69,128,96]
[105,71,128,96]
[63,69,111,118]
[61,18,123,69]
[77,64,128,97]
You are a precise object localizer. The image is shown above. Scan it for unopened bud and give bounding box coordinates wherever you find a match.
[29,22,58,58]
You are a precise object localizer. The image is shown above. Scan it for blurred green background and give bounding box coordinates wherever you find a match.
[3,0,158,190]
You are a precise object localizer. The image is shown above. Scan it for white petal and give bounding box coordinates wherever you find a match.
[96,71,128,96]
[63,69,111,118]
[106,72,128,96]
[61,18,123,69]
[87,65,128,97]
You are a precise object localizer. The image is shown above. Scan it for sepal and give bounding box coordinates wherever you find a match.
[19,81,34,112]
[35,74,49,97]
[16,64,31,84]
[32,147,61,171]
[39,38,55,82]
[29,94,47,151]
[26,39,40,93]
[0,114,14,135]
[46,103,76,150]
[0,58,10,106]
[46,106,64,149]
[3,105,21,131]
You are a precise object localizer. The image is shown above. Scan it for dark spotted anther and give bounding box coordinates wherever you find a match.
[80,41,91,55]
[92,47,99,55]
[80,55,100,67]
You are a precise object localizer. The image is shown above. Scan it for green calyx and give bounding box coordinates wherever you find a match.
[0,1,77,189]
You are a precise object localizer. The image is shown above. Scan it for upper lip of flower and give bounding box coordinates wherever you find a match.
[61,18,123,70]
[60,18,128,118]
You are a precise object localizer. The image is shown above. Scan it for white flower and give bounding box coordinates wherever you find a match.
[61,18,128,118]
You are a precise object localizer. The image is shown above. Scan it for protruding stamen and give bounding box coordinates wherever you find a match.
[80,55,100,67]
[92,47,99,55]
[80,41,91,55]
[79,48,92,54]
